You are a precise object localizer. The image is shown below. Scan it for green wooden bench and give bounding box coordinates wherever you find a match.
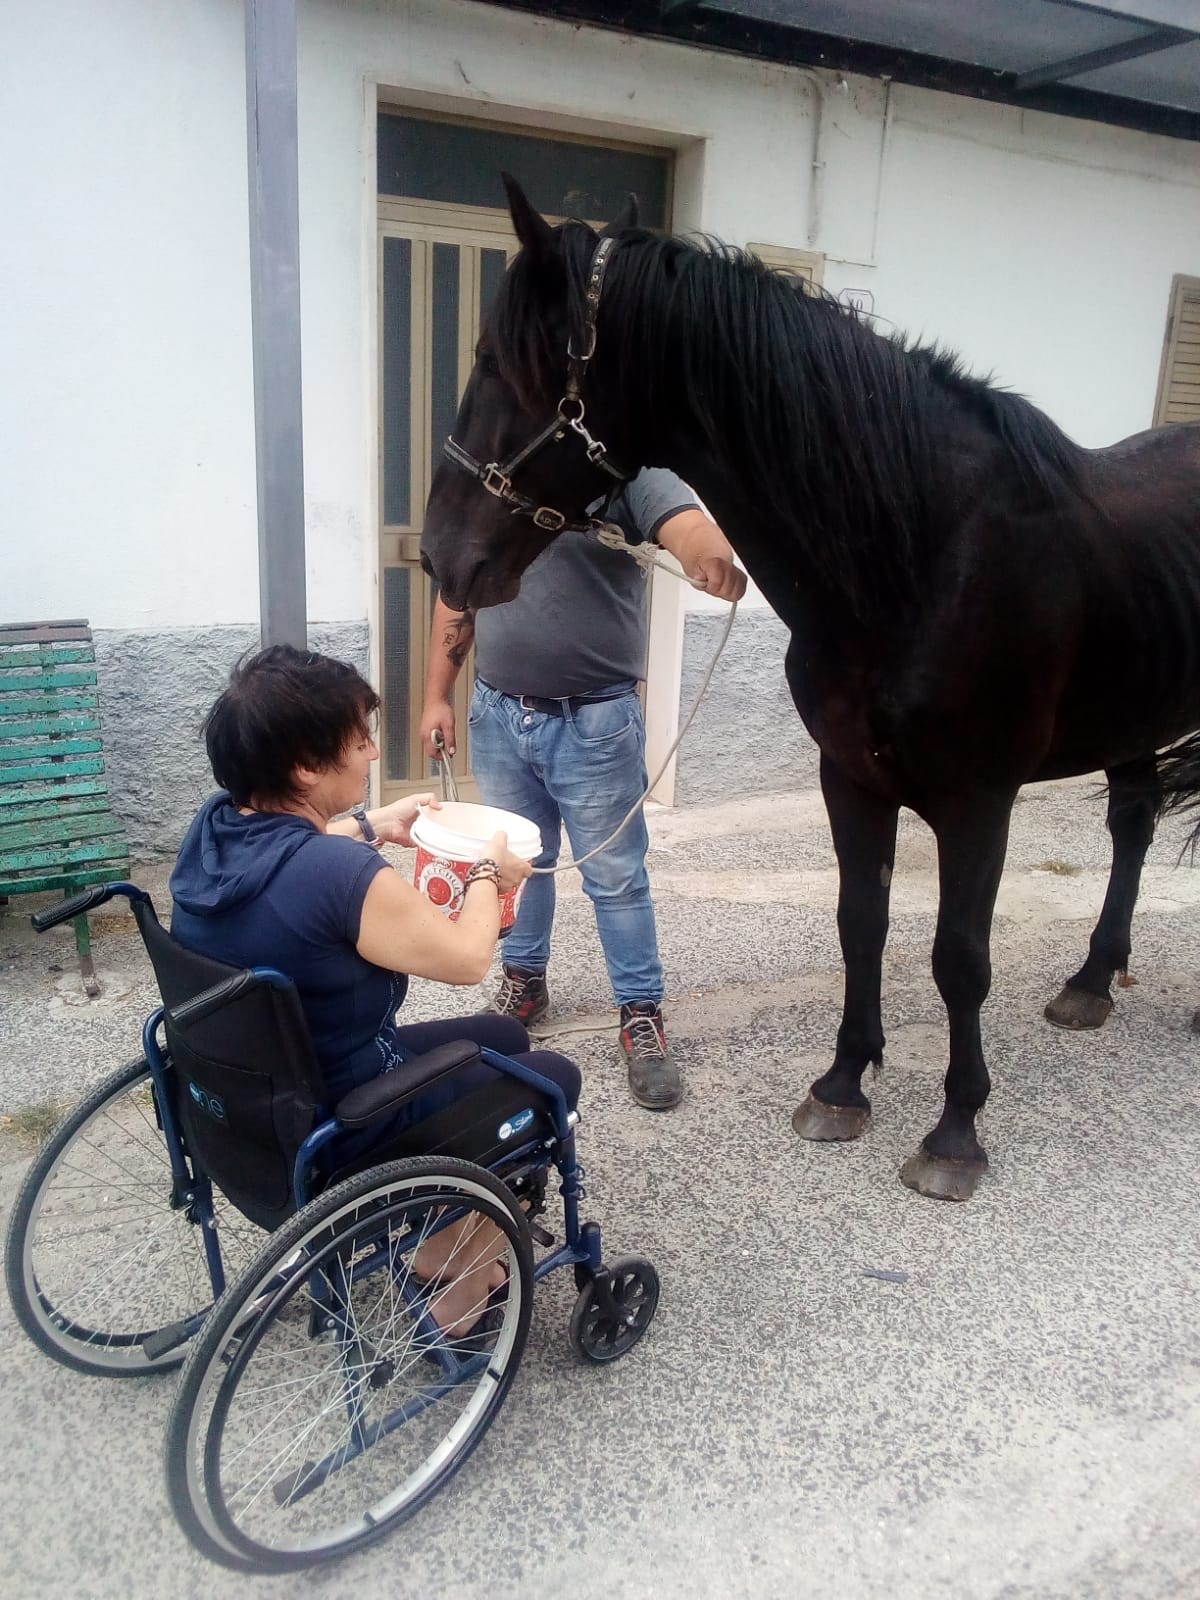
[0,620,131,996]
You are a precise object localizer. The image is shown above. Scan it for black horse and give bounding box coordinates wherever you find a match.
[421,177,1200,1201]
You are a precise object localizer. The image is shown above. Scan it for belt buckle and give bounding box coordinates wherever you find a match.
[519,694,538,714]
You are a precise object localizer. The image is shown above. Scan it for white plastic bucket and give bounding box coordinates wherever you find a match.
[410,801,542,932]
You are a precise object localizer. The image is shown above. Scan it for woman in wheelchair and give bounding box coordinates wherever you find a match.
[168,644,583,1335]
[9,644,657,1573]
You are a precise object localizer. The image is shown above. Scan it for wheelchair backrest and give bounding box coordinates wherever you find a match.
[132,899,324,1231]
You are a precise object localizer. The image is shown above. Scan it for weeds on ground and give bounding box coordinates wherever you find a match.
[0,1101,68,1146]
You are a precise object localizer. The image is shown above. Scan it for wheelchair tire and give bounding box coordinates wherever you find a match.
[569,1255,659,1364]
[4,1057,262,1377]
[165,1154,535,1572]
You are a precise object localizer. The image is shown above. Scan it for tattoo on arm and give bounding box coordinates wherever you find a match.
[443,609,475,669]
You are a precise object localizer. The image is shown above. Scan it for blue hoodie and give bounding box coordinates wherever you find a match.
[169,792,408,1102]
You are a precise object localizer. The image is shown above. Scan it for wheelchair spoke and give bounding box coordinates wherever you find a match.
[7,1060,262,1374]
[167,1161,534,1568]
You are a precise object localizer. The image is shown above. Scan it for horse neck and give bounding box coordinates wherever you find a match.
[595,249,959,630]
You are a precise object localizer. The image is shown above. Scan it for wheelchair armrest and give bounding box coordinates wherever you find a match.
[334,1039,483,1129]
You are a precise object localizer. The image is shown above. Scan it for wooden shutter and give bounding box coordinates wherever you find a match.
[1154,274,1200,426]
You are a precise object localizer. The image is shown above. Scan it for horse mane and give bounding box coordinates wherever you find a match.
[495,222,1092,619]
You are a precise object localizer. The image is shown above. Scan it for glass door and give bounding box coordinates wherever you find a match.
[378,218,512,801]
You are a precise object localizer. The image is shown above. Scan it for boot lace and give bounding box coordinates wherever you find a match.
[623,1010,666,1060]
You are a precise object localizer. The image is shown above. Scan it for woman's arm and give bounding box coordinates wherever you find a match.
[354,830,530,985]
[328,792,435,847]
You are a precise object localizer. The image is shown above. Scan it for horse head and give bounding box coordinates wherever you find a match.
[421,176,640,611]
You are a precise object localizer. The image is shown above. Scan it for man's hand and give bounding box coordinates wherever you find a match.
[655,508,748,603]
[688,553,746,601]
[420,698,458,759]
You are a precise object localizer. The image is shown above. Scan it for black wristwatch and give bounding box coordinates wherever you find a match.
[350,805,383,849]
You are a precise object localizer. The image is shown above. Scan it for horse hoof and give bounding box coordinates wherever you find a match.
[1044,984,1113,1031]
[899,1149,987,1202]
[792,1094,870,1142]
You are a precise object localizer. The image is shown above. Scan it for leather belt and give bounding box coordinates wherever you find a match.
[480,681,633,719]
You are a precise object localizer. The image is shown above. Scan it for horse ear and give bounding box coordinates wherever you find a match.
[502,172,554,259]
[602,192,639,237]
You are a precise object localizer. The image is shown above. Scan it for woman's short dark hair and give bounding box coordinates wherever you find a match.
[203,645,380,807]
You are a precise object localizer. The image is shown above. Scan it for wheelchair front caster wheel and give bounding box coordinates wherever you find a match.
[569,1255,659,1363]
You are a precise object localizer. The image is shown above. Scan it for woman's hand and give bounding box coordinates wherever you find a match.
[487,830,533,894]
[371,793,439,848]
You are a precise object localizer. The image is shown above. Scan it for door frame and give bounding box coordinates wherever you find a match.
[370,104,686,806]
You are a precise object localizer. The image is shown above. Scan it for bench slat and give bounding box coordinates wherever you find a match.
[0,736,104,762]
[0,646,97,668]
[0,837,132,875]
[0,791,112,825]
[0,691,100,715]
[0,667,98,692]
[0,756,106,783]
[0,811,127,852]
[0,863,129,897]
[0,778,109,809]
[0,714,102,738]
[0,623,91,646]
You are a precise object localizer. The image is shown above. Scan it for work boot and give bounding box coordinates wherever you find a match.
[618,1001,681,1110]
[490,964,549,1027]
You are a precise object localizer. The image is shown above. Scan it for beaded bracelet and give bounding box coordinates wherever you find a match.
[463,858,501,891]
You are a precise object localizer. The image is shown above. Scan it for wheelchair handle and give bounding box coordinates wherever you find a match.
[167,966,293,1029]
[30,881,152,932]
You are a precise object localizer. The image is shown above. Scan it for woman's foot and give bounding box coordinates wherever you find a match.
[423,1258,507,1339]
[413,1213,508,1338]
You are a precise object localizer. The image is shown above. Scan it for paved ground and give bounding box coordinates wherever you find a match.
[3,752,1200,1600]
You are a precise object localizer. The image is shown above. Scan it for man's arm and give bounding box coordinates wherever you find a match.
[419,596,476,757]
[655,508,747,602]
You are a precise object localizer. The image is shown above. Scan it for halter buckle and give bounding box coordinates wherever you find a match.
[532,506,567,532]
[566,325,597,363]
[481,463,512,499]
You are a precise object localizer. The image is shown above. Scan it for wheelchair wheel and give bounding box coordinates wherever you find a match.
[166,1155,534,1572]
[4,1057,262,1377]
[570,1255,659,1364]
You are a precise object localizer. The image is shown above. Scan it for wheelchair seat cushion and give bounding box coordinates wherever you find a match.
[332,1046,581,1177]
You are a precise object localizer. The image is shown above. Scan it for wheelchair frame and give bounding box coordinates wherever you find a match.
[6,880,660,1572]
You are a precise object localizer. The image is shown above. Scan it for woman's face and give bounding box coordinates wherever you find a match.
[310,721,380,817]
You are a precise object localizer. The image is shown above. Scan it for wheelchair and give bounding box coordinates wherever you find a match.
[5,882,659,1573]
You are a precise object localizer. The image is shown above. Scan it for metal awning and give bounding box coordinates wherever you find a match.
[480,0,1200,141]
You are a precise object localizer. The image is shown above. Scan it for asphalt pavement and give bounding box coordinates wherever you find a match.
[2,754,1199,1600]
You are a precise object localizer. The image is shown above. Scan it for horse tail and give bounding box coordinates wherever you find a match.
[1155,732,1200,851]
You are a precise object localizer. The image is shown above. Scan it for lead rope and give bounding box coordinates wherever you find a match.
[432,527,739,875]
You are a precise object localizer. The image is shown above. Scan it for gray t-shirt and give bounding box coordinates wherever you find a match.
[472,468,700,698]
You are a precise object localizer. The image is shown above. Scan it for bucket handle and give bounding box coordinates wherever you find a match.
[431,729,460,804]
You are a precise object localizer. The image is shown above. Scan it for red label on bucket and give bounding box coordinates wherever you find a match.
[413,844,522,930]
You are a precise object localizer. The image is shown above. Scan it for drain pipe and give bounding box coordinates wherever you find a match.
[793,69,848,251]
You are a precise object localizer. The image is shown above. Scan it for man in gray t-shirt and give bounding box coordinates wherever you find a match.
[420,467,744,1110]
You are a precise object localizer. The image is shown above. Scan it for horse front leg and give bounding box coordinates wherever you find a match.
[793,754,899,1142]
[1044,757,1159,1031]
[900,793,1014,1202]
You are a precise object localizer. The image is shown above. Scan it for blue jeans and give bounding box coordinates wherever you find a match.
[468,679,663,1008]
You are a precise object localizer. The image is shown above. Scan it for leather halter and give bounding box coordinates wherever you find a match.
[442,235,631,535]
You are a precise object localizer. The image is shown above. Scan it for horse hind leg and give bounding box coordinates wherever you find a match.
[1044,757,1159,1031]
[793,756,898,1144]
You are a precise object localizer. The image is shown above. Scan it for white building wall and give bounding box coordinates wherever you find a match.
[4,0,1199,635]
